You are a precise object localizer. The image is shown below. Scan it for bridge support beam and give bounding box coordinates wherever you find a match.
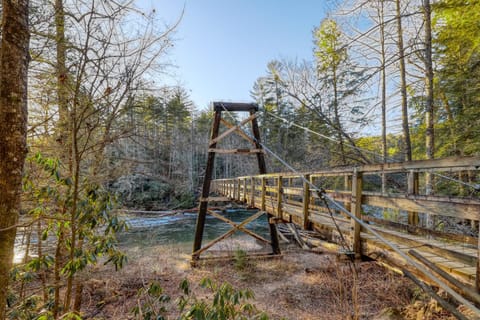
[193,111,222,258]
[192,103,280,260]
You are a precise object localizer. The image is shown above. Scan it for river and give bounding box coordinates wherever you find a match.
[14,209,270,263]
[118,209,270,250]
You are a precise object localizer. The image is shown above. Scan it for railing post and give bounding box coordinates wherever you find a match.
[261,177,266,211]
[243,178,247,203]
[477,232,480,292]
[250,177,255,207]
[288,177,293,202]
[407,170,419,226]
[475,231,480,293]
[351,169,363,256]
[277,176,283,219]
[303,174,311,230]
[344,175,352,213]
[236,179,240,201]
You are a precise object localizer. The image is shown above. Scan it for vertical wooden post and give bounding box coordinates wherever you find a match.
[238,178,245,201]
[250,177,255,207]
[243,178,247,203]
[344,175,352,214]
[381,170,387,195]
[261,177,266,211]
[288,177,293,202]
[303,174,311,230]
[477,232,480,292]
[407,170,419,226]
[250,110,280,254]
[193,111,222,257]
[236,179,240,201]
[351,169,363,256]
[277,176,283,220]
[310,176,315,209]
[232,179,235,199]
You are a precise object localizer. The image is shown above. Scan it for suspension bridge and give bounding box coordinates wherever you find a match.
[192,102,480,318]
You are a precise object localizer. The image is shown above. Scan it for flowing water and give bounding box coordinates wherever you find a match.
[118,209,270,251]
[14,209,271,263]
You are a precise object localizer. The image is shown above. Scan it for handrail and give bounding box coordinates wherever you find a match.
[211,157,480,302]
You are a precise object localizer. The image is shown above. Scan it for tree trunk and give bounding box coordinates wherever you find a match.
[55,0,69,148]
[395,0,412,161]
[0,1,30,317]
[424,0,434,164]
[423,0,435,229]
[379,0,387,193]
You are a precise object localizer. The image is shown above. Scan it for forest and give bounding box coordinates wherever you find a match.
[0,0,479,319]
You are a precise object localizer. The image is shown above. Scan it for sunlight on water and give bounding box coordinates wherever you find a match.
[14,209,269,263]
[13,245,26,264]
[118,209,270,251]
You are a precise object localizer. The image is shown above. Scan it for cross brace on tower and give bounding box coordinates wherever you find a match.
[192,102,281,261]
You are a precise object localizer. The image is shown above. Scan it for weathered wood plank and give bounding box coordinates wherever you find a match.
[409,249,480,305]
[303,175,311,230]
[277,176,283,219]
[220,118,256,145]
[352,171,363,256]
[206,210,271,245]
[213,101,258,112]
[209,113,257,146]
[208,148,265,154]
[363,193,480,220]
[261,177,266,211]
[361,215,478,246]
[192,210,267,257]
[360,156,480,173]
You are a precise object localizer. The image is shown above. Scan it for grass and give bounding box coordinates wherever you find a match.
[75,242,456,319]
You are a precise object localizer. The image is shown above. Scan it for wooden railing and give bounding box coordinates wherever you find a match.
[211,156,480,287]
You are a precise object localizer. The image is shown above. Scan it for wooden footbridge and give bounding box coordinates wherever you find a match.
[192,102,480,317]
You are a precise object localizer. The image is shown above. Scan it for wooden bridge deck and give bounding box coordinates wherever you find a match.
[209,156,480,293]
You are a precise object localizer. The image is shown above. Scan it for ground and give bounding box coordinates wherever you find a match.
[78,236,463,320]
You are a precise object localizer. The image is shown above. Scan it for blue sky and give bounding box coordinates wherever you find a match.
[138,0,330,110]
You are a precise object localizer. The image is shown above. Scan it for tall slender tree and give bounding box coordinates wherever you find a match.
[423,0,435,229]
[314,19,348,164]
[395,0,412,161]
[0,0,30,317]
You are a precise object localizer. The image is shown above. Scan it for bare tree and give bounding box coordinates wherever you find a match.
[20,0,180,315]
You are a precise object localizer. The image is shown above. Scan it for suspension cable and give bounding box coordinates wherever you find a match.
[265,110,383,160]
[217,103,480,315]
[264,109,480,191]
